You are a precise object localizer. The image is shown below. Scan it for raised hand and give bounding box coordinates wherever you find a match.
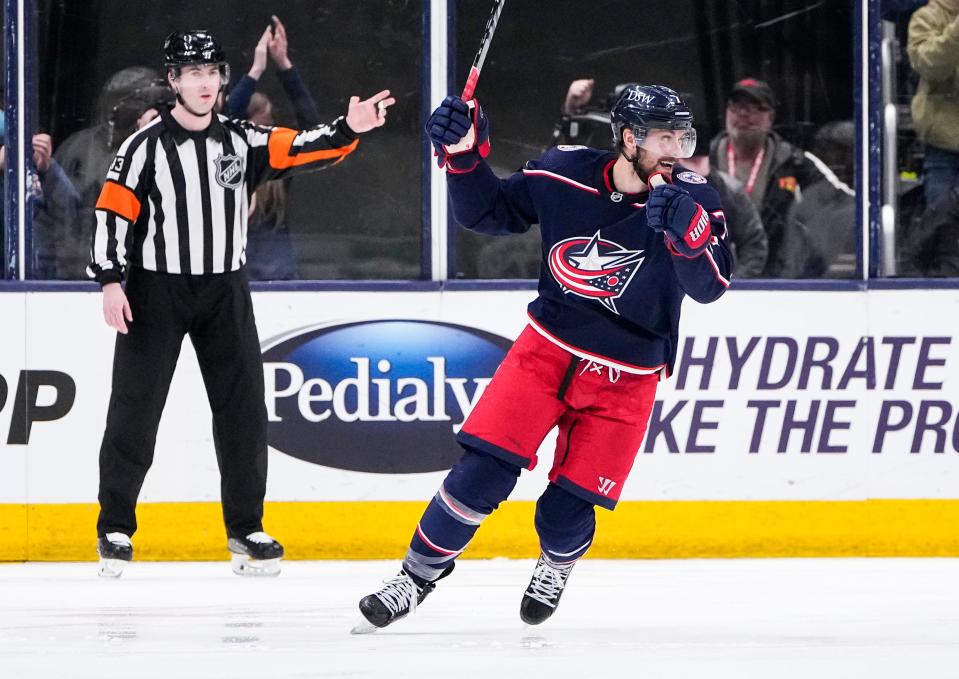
[268,15,292,70]
[426,96,472,146]
[345,90,395,133]
[249,26,271,79]
[425,95,490,172]
[32,133,53,173]
[564,78,594,115]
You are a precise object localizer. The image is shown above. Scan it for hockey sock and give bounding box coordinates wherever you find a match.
[534,482,596,563]
[403,448,521,584]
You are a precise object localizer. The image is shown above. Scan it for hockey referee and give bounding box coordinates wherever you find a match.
[88,30,395,578]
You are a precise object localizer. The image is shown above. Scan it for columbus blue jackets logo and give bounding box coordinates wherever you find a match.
[548,232,645,314]
[214,154,244,190]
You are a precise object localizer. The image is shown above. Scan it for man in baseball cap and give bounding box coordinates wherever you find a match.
[721,78,779,188]
[728,78,778,109]
[710,77,852,278]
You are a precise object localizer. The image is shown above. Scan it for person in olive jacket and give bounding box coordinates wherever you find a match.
[908,0,959,208]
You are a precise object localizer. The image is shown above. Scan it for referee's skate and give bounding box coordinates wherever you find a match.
[96,533,133,578]
[227,531,284,577]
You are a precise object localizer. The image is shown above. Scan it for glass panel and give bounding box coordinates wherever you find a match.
[32,0,423,280]
[882,2,959,278]
[452,0,857,280]
[0,4,6,279]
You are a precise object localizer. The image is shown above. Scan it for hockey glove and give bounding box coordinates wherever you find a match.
[646,183,712,257]
[425,96,490,173]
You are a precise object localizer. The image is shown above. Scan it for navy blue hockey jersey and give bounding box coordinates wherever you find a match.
[448,146,733,376]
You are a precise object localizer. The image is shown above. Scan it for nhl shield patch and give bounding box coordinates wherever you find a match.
[214,154,244,190]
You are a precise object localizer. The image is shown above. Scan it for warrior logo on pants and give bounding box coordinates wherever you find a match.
[548,232,645,314]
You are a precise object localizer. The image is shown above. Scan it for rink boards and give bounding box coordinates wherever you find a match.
[0,288,957,560]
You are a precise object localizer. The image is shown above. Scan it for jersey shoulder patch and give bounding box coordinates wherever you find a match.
[676,170,707,185]
[533,146,607,181]
[673,168,722,212]
[557,144,588,151]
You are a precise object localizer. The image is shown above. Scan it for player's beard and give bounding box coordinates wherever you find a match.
[627,148,674,184]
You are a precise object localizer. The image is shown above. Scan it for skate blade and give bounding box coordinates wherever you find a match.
[230,553,281,577]
[350,618,381,635]
[98,558,127,578]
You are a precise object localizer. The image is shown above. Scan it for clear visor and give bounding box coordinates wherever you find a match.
[170,63,231,89]
[634,126,697,159]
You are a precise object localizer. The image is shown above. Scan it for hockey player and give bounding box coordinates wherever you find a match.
[92,30,394,578]
[353,85,732,632]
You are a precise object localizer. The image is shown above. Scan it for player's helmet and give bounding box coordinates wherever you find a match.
[163,30,230,88]
[610,84,696,158]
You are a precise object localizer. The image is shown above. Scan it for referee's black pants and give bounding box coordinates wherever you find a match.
[96,267,268,540]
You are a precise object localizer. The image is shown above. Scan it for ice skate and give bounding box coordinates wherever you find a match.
[227,531,284,577]
[351,564,453,634]
[97,533,133,578]
[520,554,576,625]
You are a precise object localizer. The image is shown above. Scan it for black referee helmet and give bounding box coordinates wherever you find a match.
[163,30,230,88]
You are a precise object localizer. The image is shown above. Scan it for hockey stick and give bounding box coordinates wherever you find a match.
[445,0,506,154]
[461,0,507,100]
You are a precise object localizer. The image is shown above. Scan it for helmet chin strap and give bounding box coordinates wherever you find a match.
[174,89,211,118]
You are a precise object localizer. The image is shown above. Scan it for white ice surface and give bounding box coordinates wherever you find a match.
[1,559,957,679]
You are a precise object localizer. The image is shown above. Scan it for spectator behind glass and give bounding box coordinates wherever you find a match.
[38,80,172,280]
[552,79,635,150]
[49,66,160,278]
[678,94,768,278]
[907,0,959,209]
[710,78,852,277]
[110,81,176,138]
[16,133,83,278]
[226,16,321,280]
[897,178,959,276]
[778,121,858,278]
[0,82,82,278]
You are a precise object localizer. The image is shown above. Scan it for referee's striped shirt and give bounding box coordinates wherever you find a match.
[88,106,358,285]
